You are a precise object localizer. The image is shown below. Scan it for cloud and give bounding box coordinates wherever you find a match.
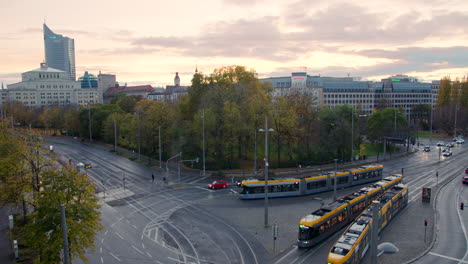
[82,47,159,55]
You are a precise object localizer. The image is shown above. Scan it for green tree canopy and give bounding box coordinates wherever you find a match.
[25,166,101,263]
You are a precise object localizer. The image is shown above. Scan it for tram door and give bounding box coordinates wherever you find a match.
[299,178,307,196]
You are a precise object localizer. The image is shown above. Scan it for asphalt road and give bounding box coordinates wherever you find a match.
[48,137,467,264]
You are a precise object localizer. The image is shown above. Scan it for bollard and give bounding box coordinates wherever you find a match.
[13,240,18,259]
[9,215,14,230]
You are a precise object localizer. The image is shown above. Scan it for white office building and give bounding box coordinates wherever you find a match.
[1,62,101,107]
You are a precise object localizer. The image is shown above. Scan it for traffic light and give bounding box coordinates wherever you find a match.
[461,202,464,210]
[424,220,428,226]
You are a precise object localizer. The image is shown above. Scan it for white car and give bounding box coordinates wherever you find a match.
[457,139,465,144]
[443,151,452,157]
[436,142,445,146]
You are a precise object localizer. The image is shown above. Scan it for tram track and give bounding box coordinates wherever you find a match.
[58,142,258,264]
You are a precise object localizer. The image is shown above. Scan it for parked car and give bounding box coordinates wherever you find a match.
[465,167,468,174]
[443,151,452,157]
[208,180,229,189]
[456,139,465,144]
[442,148,447,152]
[463,175,468,184]
[446,143,454,148]
[437,142,445,146]
[423,146,431,152]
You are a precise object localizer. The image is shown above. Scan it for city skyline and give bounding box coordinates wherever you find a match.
[1,0,468,87]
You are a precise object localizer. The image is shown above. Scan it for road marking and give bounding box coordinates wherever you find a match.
[132,245,144,255]
[189,176,209,184]
[195,186,211,191]
[230,189,238,194]
[101,257,104,263]
[274,246,297,264]
[133,224,138,229]
[142,243,145,249]
[100,247,102,253]
[429,252,468,263]
[104,230,108,235]
[168,257,180,262]
[146,251,152,258]
[115,232,124,240]
[101,238,104,244]
[110,252,121,262]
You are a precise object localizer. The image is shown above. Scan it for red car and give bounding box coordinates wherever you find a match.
[465,168,468,174]
[463,176,468,184]
[208,180,229,189]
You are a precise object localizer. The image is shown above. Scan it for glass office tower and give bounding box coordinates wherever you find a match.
[43,24,76,80]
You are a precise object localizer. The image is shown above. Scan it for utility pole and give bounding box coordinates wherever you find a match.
[137,110,141,161]
[333,159,338,202]
[259,116,274,228]
[158,126,162,168]
[88,103,92,143]
[114,119,117,152]
[430,98,433,144]
[370,200,380,264]
[454,104,458,137]
[60,205,70,264]
[254,126,257,175]
[202,109,206,177]
[351,107,354,161]
[10,116,14,136]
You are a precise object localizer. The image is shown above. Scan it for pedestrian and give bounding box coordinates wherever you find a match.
[152,174,155,182]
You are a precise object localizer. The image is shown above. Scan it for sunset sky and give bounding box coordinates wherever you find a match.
[2,0,468,87]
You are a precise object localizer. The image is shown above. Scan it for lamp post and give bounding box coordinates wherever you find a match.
[259,116,274,228]
[114,119,117,152]
[430,99,433,144]
[88,103,92,143]
[333,159,338,202]
[351,107,354,162]
[254,127,257,175]
[166,152,182,182]
[202,109,206,177]
[158,126,162,168]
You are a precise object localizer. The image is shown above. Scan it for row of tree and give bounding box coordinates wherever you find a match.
[0,128,101,263]
[1,66,467,170]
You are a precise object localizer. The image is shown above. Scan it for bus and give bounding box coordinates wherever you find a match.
[239,164,384,200]
[297,174,403,248]
[327,183,409,264]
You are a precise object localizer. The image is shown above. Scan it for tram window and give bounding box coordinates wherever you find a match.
[338,177,348,184]
[307,180,326,189]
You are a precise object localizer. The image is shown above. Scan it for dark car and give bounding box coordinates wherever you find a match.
[465,167,468,174]
[437,142,445,146]
[208,180,229,189]
[443,151,452,157]
[463,176,468,184]
[423,146,431,152]
[446,143,454,148]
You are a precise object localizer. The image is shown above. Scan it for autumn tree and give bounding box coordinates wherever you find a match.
[25,166,101,263]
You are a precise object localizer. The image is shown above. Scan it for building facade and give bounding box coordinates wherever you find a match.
[1,63,101,107]
[43,23,76,80]
[147,72,189,103]
[103,85,155,104]
[260,72,436,118]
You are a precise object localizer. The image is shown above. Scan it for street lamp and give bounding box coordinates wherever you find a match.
[333,159,338,202]
[259,116,274,228]
[158,126,162,168]
[179,157,199,181]
[166,152,182,182]
[88,103,92,143]
[202,109,206,177]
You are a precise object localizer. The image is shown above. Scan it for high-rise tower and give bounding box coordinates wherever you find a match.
[43,24,76,80]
